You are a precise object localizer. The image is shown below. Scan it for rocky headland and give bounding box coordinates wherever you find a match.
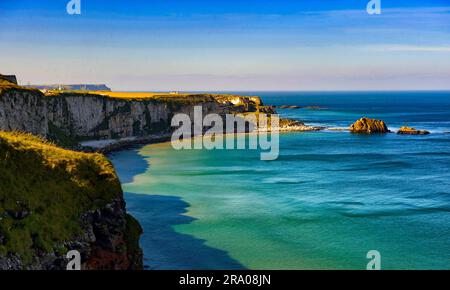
[276,119,324,132]
[0,76,317,153]
[1,75,311,269]
[0,77,276,149]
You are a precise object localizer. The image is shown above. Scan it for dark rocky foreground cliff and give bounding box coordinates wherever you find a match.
[0,131,142,270]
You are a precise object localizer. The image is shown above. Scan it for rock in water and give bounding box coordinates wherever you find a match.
[304,106,326,110]
[397,126,430,135]
[349,117,389,133]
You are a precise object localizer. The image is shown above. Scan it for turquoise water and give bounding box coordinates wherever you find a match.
[109,92,450,270]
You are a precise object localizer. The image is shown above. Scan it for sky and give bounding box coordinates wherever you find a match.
[0,0,449,91]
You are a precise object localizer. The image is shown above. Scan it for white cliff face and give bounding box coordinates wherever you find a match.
[0,88,265,145]
[47,94,192,139]
[0,89,48,136]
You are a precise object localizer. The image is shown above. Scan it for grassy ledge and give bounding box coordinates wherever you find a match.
[0,131,122,263]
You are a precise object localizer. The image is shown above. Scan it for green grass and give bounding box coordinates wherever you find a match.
[0,78,41,96]
[0,131,122,263]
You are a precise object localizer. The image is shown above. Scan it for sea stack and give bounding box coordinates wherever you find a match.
[397,126,430,135]
[349,117,389,133]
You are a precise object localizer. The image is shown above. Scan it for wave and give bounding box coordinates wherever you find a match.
[276,152,450,162]
[338,204,450,218]
[276,153,389,162]
[261,178,311,185]
[321,161,413,171]
[176,168,268,176]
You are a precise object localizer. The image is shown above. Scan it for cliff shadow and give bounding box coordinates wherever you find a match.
[124,192,246,270]
[109,146,245,269]
[108,148,150,184]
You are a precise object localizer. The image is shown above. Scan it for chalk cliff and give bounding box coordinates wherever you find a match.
[0,80,271,147]
[0,78,273,270]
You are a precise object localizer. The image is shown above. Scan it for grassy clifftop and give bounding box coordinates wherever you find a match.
[0,131,123,264]
[0,78,20,92]
[0,78,41,97]
[0,77,263,108]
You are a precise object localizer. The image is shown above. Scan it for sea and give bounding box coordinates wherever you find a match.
[109,91,450,270]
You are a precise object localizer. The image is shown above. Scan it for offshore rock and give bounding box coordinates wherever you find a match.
[397,126,430,135]
[349,117,389,134]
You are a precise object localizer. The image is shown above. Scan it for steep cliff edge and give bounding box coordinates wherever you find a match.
[0,79,273,270]
[0,79,271,148]
[0,131,142,270]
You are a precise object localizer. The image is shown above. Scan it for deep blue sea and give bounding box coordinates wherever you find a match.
[110,91,450,270]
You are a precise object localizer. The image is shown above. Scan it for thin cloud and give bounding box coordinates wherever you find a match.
[364,45,450,52]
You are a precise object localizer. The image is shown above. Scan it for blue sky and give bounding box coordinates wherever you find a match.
[1,0,449,90]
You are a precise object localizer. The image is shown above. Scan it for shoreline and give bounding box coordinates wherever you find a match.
[81,133,173,154]
[81,123,325,154]
[80,122,440,155]
[78,117,440,155]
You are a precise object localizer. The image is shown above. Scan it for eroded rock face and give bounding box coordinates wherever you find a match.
[0,85,265,146]
[349,117,389,133]
[0,199,142,270]
[78,199,143,270]
[0,88,48,136]
[397,126,430,135]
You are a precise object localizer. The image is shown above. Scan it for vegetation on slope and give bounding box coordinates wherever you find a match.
[0,78,42,100]
[0,78,21,94]
[1,77,261,109]
[0,131,122,263]
[88,91,257,100]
